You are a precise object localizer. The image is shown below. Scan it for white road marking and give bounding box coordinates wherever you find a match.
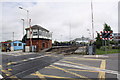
[53,62,119,75]
[8,55,50,67]
[0,74,3,79]
[83,55,109,58]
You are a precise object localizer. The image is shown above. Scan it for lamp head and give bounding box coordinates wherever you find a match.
[19,7,23,9]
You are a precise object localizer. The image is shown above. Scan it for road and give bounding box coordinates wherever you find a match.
[0,51,119,80]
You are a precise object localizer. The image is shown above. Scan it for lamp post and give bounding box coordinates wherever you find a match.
[19,7,29,28]
[21,19,24,36]
[19,7,32,51]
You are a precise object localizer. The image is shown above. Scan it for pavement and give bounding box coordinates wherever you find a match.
[0,51,119,80]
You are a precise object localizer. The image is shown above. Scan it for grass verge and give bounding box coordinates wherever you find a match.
[96,49,120,55]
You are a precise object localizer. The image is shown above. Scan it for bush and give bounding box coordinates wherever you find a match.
[100,46,112,51]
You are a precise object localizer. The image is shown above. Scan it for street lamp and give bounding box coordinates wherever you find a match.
[19,7,32,51]
[19,7,29,28]
[21,19,24,36]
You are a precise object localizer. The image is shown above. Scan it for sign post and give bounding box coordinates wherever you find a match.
[100,31,113,54]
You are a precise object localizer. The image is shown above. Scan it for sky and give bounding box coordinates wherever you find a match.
[0,0,119,42]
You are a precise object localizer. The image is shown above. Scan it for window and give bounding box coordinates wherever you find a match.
[33,32,38,36]
[14,43,17,46]
[18,43,22,46]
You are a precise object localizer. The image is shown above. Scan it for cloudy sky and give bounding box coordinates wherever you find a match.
[0,0,119,42]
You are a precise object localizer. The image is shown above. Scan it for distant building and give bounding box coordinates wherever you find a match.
[113,33,120,42]
[25,25,52,52]
[74,37,90,43]
[1,40,25,51]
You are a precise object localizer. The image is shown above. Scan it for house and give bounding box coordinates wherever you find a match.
[25,25,52,52]
[1,40,25,51]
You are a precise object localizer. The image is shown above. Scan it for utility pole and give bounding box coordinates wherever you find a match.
[91,0,94,41]
[29,19,32,47]
[21,19,25,36]
[69,23,71,41]
[13,32,14,42]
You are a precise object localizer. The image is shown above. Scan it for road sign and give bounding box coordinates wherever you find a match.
[100,31,113,40]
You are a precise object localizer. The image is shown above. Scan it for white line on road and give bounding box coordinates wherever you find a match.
[7,55,52,66]
[53,62,119,75]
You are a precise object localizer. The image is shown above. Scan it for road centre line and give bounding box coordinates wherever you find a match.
[53,62,119,75]
[50,65,90,79]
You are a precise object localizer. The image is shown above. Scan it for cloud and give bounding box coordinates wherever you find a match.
[1,0,118,42]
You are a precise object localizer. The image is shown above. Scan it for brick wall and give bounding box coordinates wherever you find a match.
[26,39,52,52]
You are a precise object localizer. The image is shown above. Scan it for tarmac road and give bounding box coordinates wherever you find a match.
[0,51,119,80]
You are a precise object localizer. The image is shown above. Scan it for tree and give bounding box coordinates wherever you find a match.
[95,32,102,49]
[22,34,27,43]
[103,23,113,32]
[95,23,113,49]
[5,40,12,42]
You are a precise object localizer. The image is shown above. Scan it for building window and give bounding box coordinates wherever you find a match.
[33,32,38,36]
[14,43,17,46]
[18,43,22,46]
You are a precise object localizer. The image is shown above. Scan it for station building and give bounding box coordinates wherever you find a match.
[25,25,52,52]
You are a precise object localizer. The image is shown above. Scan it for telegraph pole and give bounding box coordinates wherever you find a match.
[21,19,25,36]
[69,23,71,41]
[13,32,14,42]
[91,0,94,41]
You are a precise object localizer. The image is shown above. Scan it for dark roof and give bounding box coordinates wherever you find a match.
[25,25,49,32]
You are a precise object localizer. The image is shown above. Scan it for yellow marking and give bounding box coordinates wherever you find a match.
[46,66,99,72]
[10,75,21,80]
[1,64,18,79]
[6,74,11,76]
[46,55,58,57]
[0,65,2,68]
[32,74,69,79]
[7,62,17,65]
[98,60,106,80]
[65,57,102,61]
[61,60,100,69]
[1,70,10,73]
[7,69,12,71]
[32,71,46,80]
[45,66,55,69]
[50,65,90,79]
[67,69,99,73]
[22,59,28,61]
